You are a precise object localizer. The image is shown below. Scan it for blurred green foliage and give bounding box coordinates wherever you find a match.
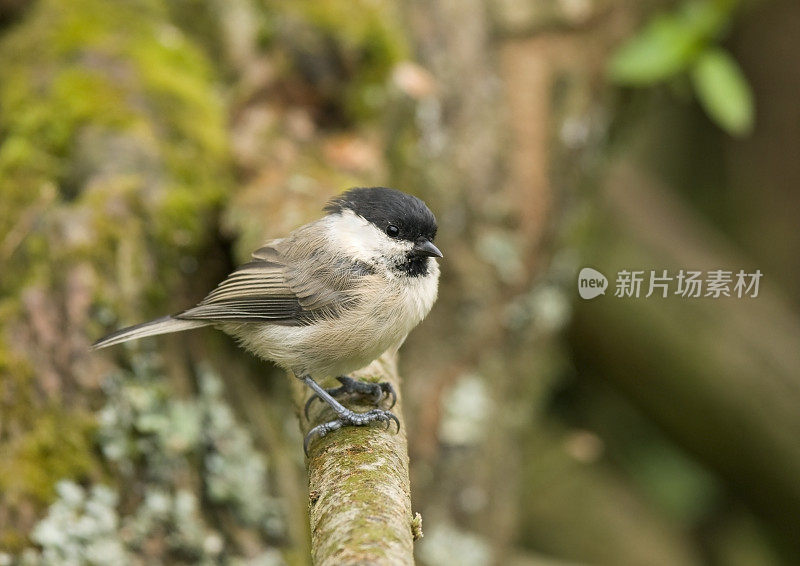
[690,47,754,135]
[609,0,754,136]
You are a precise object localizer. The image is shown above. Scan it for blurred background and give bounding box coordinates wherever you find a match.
[1,0,799,564]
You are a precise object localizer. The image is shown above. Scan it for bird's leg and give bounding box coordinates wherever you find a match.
[301,375,399,455]
[303,375,396,419]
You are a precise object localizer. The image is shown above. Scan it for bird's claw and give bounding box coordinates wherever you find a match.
[303,408,400,456]
[304,376,396,420]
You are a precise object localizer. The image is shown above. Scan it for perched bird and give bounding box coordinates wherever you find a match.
[93,187,442,452]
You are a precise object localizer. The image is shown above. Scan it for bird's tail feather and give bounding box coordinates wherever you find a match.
[92,316,209,350]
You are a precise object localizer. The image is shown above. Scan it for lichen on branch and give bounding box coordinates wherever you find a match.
[298,353,417,566]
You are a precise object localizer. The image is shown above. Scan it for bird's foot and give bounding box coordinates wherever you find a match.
[304,376,396,420]
[303,408,400,456]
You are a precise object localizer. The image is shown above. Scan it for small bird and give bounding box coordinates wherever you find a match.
[93,187,442,453]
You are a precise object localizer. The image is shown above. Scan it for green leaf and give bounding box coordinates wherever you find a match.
[691,47,754,136]
[607,0,738,86]
[608,14,701,85]
[679,0,733,40]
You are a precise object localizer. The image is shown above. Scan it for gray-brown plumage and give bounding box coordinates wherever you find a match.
[93,187,442,451]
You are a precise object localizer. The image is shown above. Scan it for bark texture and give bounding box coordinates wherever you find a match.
[298,354,415,566]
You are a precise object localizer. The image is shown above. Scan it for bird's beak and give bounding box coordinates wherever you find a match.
[413,238,443,258]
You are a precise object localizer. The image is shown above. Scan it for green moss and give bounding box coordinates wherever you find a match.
[0,411,98,504]
[0,408,100,553]
[290,0,406,59]
[0,0,233,549]
[0,0,230,296]
[0,348,36,432]
[274,0,409,121]
[310,426,410,560]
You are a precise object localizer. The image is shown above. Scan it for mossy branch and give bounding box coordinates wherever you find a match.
[295,352,418,566]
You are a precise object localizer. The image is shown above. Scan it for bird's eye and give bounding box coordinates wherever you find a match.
[386,224,400,237]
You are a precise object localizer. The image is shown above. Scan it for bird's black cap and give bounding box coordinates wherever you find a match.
[325,187,438,242]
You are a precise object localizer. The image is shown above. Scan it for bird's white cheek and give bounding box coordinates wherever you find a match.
[325,210,402,263]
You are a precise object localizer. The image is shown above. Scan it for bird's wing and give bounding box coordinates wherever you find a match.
[251,239,283,262]
[176,243,370,326]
